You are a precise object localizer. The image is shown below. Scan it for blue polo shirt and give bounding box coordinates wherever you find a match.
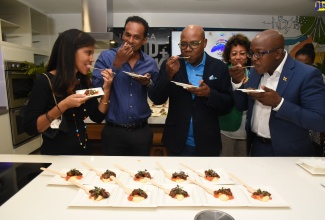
[185,52,206,147]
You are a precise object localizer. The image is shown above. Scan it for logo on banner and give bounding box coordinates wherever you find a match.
[315,1,325,11]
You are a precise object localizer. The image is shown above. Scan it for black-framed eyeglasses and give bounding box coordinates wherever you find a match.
[178,39,204,49]
[247,48,280,59]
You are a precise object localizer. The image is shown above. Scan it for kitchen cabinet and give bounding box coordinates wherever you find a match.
[0,0,52,60]
[0,113,14,154]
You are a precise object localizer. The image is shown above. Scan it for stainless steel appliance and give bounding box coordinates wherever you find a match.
[4,61,38,147]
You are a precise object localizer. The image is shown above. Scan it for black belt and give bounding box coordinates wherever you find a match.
[253,133,272,144]
[107,120,147,130]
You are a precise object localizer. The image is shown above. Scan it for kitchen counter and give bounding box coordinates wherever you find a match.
[0,155,324,220]
[0,106,8,115]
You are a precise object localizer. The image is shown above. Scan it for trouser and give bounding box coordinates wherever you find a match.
[101,123,153,156]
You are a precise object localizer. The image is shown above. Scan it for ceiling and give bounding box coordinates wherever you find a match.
[17,0,324,17]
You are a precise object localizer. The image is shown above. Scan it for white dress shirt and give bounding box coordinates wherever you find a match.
[232,51,287,138]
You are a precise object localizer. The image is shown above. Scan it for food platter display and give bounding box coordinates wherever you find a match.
[42,163,289,208]
[148,98,168,117]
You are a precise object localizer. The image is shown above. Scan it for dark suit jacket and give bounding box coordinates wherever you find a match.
[234,55,325,156]
[149,53,233,156]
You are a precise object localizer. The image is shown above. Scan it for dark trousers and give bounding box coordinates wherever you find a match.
[101,123,153,156]
[250,133,274,156]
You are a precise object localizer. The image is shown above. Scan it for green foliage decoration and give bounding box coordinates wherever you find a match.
[21,61,47,75]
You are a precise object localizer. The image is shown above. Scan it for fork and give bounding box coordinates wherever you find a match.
[110,175,133,195]
[180,163,205,178]
[89,66,116,75]
[114,164,135,178]
[149,179,170,195]
[40,167,66,178]
[229,173,256,193]
[156,162,172,179]
[68,178,90,195]
[81,161,103,176]
[188,177,214,195]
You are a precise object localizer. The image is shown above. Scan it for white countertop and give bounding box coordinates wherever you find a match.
[0,155,324,220]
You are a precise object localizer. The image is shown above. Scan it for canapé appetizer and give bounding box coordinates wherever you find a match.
[134,169,152,183]
[204,169,220,182]
[65,168,83,181]
[127,188,148,203]
[84,89,98,96]
[251,189,272,202]
[89,186,110,201]
[171,171,188,182]
[213,187,234,201]
[169,185,190,201]
[100,170,116,182]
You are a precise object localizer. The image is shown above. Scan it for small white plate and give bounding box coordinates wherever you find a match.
[237,89,265,93]
[240,185,289,207]
[69,184,119,207]
[81,168,124,185]
[76,87,104,97]
[192,168,234,185]
[121,169,160,184]
[112,184,158,207]
[296,162,325,175]
[47,169,90,185]
[200,185,249,207]
[123,71,148,78]
[159,169,196,184]
[171,81,198,89]
[158,184,203,206]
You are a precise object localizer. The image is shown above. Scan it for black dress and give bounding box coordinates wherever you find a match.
[24,72,106,155]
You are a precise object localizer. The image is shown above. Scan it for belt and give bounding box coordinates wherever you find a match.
[107,120,147,130]
[253,133,272,144]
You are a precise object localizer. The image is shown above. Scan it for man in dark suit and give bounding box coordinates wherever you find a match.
[150,25,233,156]
[231,29,325,156]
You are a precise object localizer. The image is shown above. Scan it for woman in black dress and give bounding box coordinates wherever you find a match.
[24,29,114,155]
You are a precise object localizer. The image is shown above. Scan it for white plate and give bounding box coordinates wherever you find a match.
[200,185,249,207]
[112,184,158,207]
[123,71,148,78]
[296,162,325,175]
[237,89,265,93]
[47,169,90,185]
[240,185,289,207]
[158,184,203,206]
[121,169,160,184]
[69,184,119,207]
[171,81,198,89]
[76,87,104,97]
[192,168,234,185]
[81,168,124,185]
[158,169,196,184]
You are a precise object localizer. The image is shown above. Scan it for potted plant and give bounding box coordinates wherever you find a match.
[21,61,47,75]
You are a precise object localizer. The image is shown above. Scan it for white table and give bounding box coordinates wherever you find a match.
[0,155,324,220]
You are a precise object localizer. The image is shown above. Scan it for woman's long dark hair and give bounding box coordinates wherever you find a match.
[46,29,95,96]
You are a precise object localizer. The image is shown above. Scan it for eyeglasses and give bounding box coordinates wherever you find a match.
[178,39,204,49]
[247,48,280,59]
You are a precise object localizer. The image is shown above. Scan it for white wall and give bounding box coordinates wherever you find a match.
[49,13,303,39]
[48,13,324,61]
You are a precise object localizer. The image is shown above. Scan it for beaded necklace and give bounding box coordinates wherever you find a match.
[72,78,88,149]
